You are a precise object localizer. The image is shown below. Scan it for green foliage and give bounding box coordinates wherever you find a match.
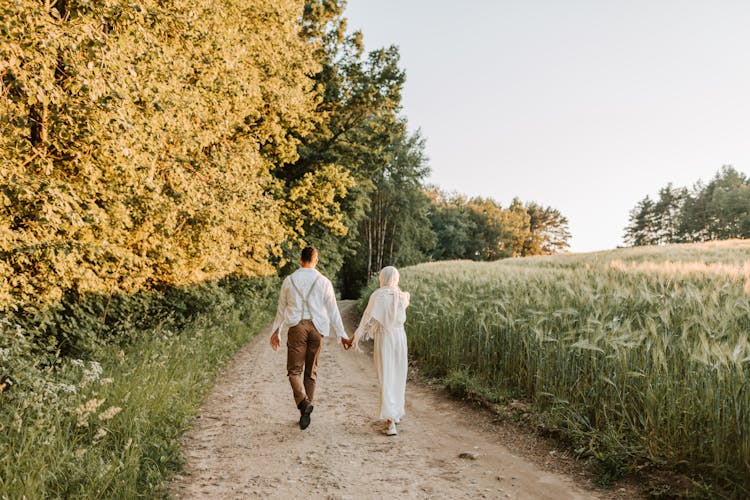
[425,192,476,261]
[625,165,750,246]
[427,190,570,261]
[398,241,750,496]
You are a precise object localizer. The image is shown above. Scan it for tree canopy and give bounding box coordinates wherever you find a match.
[1,0,323,307]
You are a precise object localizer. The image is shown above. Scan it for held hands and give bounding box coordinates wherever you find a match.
[341,337,353,351]
[270,330,281,351]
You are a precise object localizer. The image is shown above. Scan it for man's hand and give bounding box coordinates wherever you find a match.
[270,330,281,351]
[341,337,353,351]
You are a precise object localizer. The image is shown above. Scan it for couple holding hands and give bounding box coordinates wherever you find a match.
[269,246,409,436]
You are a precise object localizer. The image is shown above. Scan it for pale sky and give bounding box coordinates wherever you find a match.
[344,0,750,252]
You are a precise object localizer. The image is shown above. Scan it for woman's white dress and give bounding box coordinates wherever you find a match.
[354,277,410,422]
[373,317,408,421]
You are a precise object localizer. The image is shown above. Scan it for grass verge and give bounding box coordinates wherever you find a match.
[1,283,275,498]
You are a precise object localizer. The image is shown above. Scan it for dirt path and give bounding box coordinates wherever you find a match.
[170,301,614,499]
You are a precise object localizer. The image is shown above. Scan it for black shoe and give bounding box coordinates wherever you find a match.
[299,403,314,430]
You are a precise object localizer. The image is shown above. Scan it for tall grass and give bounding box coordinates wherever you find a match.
[391,240,750,495]
[0,277,277,498]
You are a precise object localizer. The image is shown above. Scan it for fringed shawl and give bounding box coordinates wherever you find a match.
[353,266,410,351]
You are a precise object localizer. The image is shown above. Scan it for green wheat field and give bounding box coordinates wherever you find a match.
[389,240,750,495]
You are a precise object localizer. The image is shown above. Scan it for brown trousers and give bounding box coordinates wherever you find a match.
[286,320,323,406]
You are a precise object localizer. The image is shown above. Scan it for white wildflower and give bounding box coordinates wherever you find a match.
[58,383,77,394]
[82,361,103,384]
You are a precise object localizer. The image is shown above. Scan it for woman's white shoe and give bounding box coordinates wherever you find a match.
[386,421,397,436]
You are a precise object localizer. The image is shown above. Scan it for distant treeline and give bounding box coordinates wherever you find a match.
[428,191,570,260]
[0,0,571,315]
[352,185,571,296]
[624,166,750,247]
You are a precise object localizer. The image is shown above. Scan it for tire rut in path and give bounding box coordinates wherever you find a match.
[170,301,605,499]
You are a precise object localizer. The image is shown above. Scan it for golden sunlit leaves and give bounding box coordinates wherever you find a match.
[0,0,329,308]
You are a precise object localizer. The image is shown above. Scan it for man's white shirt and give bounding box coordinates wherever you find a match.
[272,267,349,342]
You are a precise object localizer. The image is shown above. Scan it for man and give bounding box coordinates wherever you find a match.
[270,245,353,430]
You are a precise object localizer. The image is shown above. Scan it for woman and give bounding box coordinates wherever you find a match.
[353,266,410,436]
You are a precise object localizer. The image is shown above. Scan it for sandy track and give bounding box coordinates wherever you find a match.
[170,301,605,499]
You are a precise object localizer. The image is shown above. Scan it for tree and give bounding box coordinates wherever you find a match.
[339,126,434,297]
[462,197,530,260]
[524,202,571,255]
[276,0,407,283]
[624,196,658,246]
[498,198,533,257]
[362,128,433,273]
[701,166,750,239]
[427,190,477,261]
[652,184,688,244]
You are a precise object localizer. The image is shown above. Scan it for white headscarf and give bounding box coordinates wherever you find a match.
[353,266,410,351]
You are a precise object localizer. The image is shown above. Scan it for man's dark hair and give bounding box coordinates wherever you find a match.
[300,245,318,264]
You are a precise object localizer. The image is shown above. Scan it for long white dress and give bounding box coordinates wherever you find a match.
[354,267,410,421]
[373,320,408,420]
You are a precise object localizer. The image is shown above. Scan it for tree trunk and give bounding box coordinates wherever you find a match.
[30,1,70,148]
[388,221,396,264]
[29,103,48,147]
[366,217,372,279]
[376,190,387,272]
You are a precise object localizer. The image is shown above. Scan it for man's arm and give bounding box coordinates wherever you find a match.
[269,279,288,351]
[322,280,352,349]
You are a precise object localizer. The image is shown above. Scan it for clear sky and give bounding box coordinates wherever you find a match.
[343,0,750,252]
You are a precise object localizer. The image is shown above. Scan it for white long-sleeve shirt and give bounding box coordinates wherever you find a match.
[271,267,349,342]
